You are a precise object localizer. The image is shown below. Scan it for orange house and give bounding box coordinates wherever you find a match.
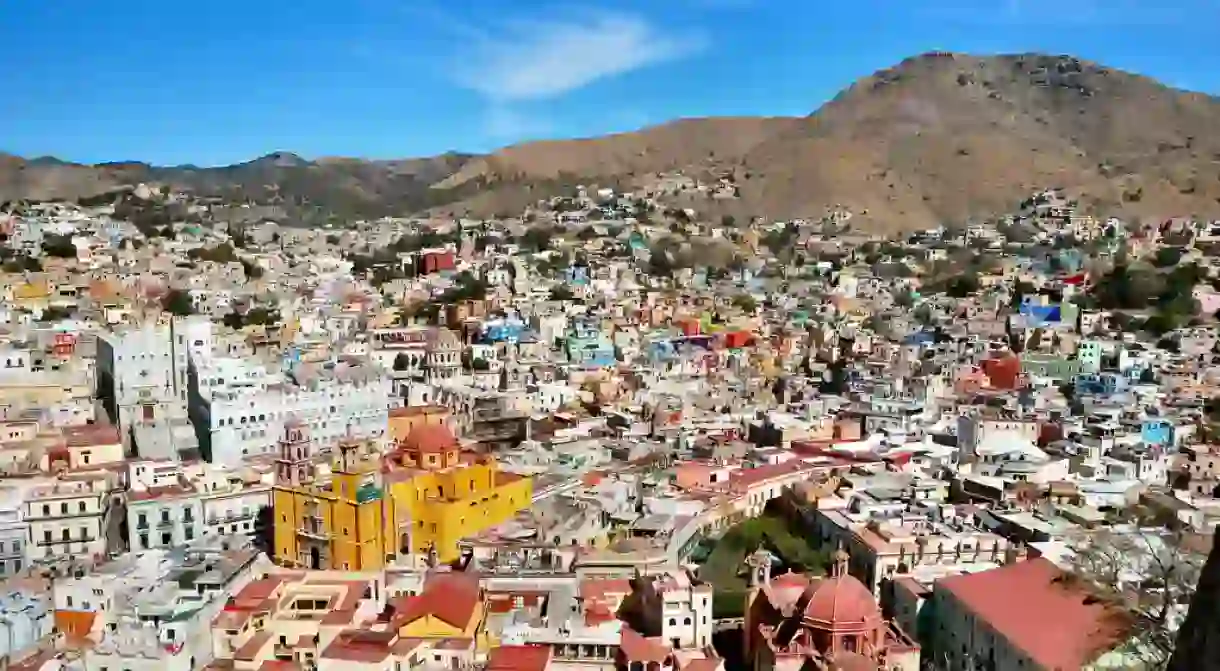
[387,405,450,443]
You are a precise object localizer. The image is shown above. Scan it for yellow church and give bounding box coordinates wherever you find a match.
[383,423,533,563]
[272,419,531,570]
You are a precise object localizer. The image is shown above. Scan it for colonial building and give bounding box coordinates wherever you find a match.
[382,423,533,564]
[272,420,399,570]
[24,473,116,568]
[189,355,393,466]
[743,549,919,671]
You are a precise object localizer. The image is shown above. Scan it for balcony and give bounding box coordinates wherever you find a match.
[207,509,253,525]
[37,535,95,546]
[296,526,331,540]
[157,517,175,529]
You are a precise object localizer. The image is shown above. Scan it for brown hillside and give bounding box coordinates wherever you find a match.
[736,52,1220,230]
[4,52,1220,230]
[435,116,797,189]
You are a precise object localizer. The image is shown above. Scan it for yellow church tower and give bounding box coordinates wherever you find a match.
[272,419,398,570]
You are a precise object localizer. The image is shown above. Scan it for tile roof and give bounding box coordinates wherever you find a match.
[619,627,671,664]
[487,645,553,671]
[391,571,481,632]
[938,558,1134,669]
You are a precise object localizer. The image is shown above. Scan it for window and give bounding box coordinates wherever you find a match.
[60,503,68,514]
[668,618,676,626]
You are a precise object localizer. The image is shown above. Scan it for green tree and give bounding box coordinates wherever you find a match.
[519,226,555,252]
[161,289,194,316]
[1093,265,1165,310]
[945,272,981,298]
[732,293,758,313]
[41,234,76,258]
[189,243,238,264]
[1144,311,1183,336]
[40,305,73,321]
[1154,246,1185,268]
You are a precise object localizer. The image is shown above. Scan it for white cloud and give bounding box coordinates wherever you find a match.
[451,12,705,102]
[483,105,554,142]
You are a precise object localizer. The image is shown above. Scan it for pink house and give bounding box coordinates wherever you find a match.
[673,461,737,490]
[1193,286,1220,316]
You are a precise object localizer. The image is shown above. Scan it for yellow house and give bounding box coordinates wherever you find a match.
[385,424,532,564]
[272,421,400,570]
[390,571,492,650]
[13,278,51,312]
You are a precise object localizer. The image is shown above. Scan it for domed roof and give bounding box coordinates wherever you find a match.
[434,328,460,349]
[802,575,879,629]
[401,423,458,454]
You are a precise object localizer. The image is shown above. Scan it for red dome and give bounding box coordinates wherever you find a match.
[802,575,879,629]
[401,424,458,454]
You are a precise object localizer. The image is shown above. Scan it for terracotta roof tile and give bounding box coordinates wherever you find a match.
[391,572,480,632]
[487,645,553,671]
[938,558,1134,669]
[619,627,670,664]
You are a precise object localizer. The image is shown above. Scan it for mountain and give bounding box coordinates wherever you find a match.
[5,52,1220,230]
[735,52,1220,231]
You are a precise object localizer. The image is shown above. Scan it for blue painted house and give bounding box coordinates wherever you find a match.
[482,317,527,343]
[1141,419,1174,447]
[566,320,616,367]
[1075,372,1126,396]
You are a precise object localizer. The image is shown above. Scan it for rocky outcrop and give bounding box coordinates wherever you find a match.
[1168,528,1220,670]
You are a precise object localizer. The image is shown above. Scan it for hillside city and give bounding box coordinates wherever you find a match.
[0,177,1213,671]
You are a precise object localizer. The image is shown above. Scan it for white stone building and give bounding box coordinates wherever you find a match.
[97,321,194,447]
[189,356,392,466]
[23,474,114,567]
[127,460,272,549]
[0,485,28,577]
[654,573,714,650]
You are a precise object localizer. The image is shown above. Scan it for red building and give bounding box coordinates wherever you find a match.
[418,250,456,275]
[723,330,754,349]
[981,354,1022,390]
[743,550,920,671]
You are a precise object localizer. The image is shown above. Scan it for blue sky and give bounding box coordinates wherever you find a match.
[4,0,1219,166]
